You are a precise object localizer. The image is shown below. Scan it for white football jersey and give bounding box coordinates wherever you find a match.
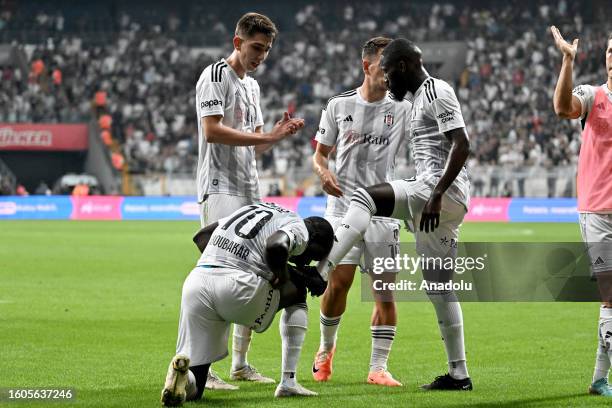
[197,202,308,282]
[315,88,411,219]
[409,76,470,209]
[195,58,264,202]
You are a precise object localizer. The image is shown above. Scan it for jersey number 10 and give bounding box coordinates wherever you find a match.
[220,205,273,239]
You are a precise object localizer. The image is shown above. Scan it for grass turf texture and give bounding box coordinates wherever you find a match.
[0,221,609,407]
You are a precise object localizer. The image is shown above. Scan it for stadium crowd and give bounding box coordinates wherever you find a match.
[0,0,606,196]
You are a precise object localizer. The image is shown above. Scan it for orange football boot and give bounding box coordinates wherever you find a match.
[312,348,335,382]
[367,369,403,387]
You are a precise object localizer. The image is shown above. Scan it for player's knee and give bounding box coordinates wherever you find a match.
[363,183,395,217]
[328,274,352,296]
[596,271,612,303]
[350,187,377,216]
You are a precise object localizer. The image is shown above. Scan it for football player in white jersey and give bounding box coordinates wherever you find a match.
[318,38,473,391]
[311,37,411,386]
[161,203,334,406]
[195,12,305,388]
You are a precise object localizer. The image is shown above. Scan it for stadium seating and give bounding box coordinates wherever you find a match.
[0,0,606,196]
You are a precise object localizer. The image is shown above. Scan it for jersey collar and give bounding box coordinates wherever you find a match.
[413,76,432,100]
[222,58,244,83]
[356,87,388,106]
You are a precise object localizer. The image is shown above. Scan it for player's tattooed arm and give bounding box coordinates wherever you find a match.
[265,230,292,287]
[192,222,219,253]
[421,127,470,233]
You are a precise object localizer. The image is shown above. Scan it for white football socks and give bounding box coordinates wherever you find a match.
[231,324,252,371]
[593,306,612,383]
[280,304,308,387]
[370,325,396,372]
[318,189,376,278]
[186,370,198,401]
[427,292,468,379]
[320,312,342,352]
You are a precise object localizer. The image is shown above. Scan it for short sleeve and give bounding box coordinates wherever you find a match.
[197,71,226,118]
[314,101,339,146]
[428,80,466,133]
[572,85,596,119]
[279,219,309,256]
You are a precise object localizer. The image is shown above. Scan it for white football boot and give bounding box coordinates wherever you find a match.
[230,365,275,383]
[205,369,239,390]
[274,382,318,397]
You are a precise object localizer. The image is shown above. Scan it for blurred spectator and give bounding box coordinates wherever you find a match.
[72,183,89,196]
[16,184,28,196]
[0,0,601,197]
[34,181,51,195]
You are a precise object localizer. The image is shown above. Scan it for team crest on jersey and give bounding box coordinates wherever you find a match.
[384,113,394,126]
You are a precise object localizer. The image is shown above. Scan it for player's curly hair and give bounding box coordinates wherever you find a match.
[235,12,278,41]
[362,36,392,60]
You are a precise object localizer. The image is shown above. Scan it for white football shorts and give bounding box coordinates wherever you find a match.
[389,177,467,277]
[326,215,400,273]
[175,266,279,366]
[579,213,612,274]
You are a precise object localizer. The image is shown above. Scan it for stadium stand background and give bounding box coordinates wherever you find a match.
[0,0,609,197]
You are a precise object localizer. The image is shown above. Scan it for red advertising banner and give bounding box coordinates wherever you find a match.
[0,123,89,151]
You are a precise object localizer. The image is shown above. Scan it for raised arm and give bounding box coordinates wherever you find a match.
[551,25,583,119]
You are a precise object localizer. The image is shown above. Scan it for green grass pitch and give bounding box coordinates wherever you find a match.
[1,220,610,407]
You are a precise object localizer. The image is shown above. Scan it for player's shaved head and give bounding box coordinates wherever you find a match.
[303,216,334,260]
[380,38,427,99]
[289,217,334,267]
[381,38,422,67]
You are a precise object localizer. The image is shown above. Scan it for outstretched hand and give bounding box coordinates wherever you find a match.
[269,111,305,142]
[550,25,578,60]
